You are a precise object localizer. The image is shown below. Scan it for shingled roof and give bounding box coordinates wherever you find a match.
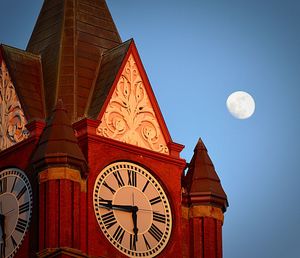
[87,39,132,119]
[25,0,122,122]
[183,139,228,211]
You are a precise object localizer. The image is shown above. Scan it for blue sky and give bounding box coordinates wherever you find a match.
[1,1,299,257]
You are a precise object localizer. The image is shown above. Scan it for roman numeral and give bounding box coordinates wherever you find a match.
[130,234,137,251]
[98,196,112,203]
[150,196,161,206]
[19,202,30,214]
[11,177,17,193]
[113,171,125,187]
[102,181,116,194]
[153,212,166,224]
[16,186,26,200]
[0,178,7,194]
[15,218,27,233]
[101,211,117,229]
[149,223,163,242]
[143,234,151,250]
[11,235,17,248]
[142,181,149,193]
[113,225,125,244]
[127,170,137,187]
[98,196,104,201]
[0,242,4,258]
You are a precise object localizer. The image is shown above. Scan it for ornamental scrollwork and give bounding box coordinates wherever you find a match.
[0,60,29,151]
[97,55,169,154]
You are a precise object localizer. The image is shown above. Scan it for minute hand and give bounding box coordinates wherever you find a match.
[98,202,135,212]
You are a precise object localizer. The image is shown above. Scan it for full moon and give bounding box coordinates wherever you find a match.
[226,91,255,119]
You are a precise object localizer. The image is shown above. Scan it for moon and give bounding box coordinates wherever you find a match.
[226,91,255,119]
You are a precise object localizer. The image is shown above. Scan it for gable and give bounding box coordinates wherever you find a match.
[0,58,29,151]
[96,51,170,154]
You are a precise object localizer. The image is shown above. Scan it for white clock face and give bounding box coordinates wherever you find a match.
[93,162,172,257]
[0,168,33,258]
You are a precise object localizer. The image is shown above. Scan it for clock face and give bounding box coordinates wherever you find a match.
[93,162,172,257]
[0,168,33,258]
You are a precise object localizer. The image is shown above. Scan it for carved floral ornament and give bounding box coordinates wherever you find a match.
[97,54,169,154]
[0,60,29,151]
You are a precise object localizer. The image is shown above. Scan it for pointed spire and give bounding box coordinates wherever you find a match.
[31,99,88,176]
[26,0,122,121]
[184,138,228,211]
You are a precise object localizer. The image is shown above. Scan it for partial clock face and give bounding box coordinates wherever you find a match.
[93,162,172,257]
[0,168,33,258]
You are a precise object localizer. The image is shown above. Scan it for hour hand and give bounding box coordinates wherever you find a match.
[132,207,138,243]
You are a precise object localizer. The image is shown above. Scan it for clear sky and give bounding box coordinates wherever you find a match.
[1,1,299,258]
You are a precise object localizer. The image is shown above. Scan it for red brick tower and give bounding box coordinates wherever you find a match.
[0,1,228,257]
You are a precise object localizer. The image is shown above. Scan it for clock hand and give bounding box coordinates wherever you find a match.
[98,203,132,212]
[137,208,162,213]
[132,206,138,245]
[132,192,135,206]
[98,201,137,213]
[4,208,15,216]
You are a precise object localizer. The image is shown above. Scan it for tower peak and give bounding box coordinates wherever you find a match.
[26,0,122,121]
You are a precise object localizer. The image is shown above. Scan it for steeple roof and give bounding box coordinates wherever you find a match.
[26,0,122,121]
[184,138,228,211]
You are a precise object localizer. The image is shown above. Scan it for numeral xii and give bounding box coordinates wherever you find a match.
[127,170,137,187]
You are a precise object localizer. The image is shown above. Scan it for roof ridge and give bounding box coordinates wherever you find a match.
[86,39,132,119]
[102,39,133,56]
[1,44,41,59]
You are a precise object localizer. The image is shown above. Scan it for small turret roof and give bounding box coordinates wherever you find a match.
[31,99,88,176]
[184,138,228,211]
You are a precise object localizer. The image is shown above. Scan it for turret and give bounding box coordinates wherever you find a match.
[31,100,88,257]
[182,138,228,258]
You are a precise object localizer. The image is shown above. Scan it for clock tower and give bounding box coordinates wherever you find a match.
[0,1,228,258]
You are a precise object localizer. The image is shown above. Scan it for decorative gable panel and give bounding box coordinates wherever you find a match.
[97,54,169,154]
[0,60,29,151]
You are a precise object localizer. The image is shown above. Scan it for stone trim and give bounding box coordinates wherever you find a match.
[39,167,87,192]
[182,205,224,223]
